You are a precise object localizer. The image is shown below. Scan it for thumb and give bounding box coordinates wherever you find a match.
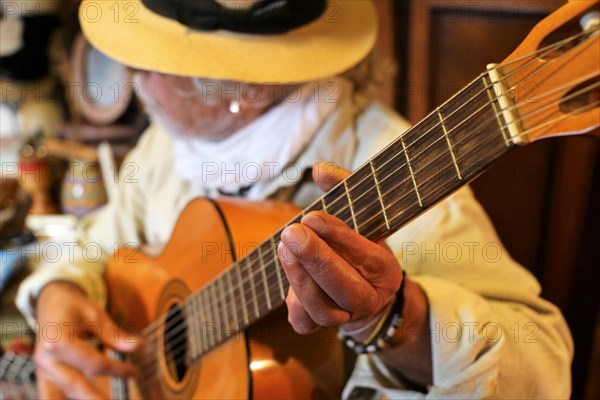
[95,310,141,353]
[312,162,351,192]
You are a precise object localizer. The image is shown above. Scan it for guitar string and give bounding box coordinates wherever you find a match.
[135,61,600,376]
[389,29,593,151]
[129,25,590,344]
[357,32,599,186]
[135,57,597,368]
[131,33,596,376]
[293,30,600,228]
[136,28,600,382]
[337,69,600,228]
[134,92,600,384]
[134,26,592,344]
[268,30,600,234]
[135,115,513,380]
[134,90,589,384]
[137,37,600,353]
[135,95,600,387]
[126,33,596,378]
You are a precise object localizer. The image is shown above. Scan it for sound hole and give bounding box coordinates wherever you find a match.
[163,304,188,383]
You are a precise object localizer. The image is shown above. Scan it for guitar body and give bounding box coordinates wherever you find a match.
[100,2,599,398]
[105,197,345,399]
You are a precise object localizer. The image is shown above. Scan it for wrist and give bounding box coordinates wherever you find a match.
[374,279,433,386]
[340,271,407,354]
[339,305,388,341]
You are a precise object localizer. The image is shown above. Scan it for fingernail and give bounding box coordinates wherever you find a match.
[277,241,296,263]
[281,225,307,255]
[302,213,326,233]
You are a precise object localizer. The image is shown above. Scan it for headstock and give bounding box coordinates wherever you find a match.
[494,0,599,143]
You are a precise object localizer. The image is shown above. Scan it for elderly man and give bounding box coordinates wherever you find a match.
[17,0,572,398]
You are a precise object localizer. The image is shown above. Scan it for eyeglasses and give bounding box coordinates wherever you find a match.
[169,77,285,109]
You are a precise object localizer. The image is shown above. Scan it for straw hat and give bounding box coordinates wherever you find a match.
[79,0,377,83]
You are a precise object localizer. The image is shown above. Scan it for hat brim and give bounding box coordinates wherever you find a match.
[79,0,377,83]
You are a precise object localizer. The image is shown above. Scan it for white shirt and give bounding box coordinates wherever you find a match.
[17,101,573,398]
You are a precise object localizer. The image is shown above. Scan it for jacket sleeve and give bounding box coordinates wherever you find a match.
[16,128,154,328]
[343,104,573,398]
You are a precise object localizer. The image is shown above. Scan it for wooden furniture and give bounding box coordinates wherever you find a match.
[392,1,599,397]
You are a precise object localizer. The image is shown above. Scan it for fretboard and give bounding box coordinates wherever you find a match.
[182,74,513,362]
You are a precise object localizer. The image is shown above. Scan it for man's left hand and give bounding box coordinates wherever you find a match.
[278,162,403,334]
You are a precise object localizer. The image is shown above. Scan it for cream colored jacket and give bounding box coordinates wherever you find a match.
[17,101,573,398]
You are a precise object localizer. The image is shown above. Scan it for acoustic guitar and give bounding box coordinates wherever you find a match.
[100,1,599,398]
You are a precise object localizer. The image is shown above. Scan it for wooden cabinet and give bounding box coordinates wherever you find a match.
[389,0,599,397]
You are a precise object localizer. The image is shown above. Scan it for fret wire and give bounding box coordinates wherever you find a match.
[179,71,556,338]
[362,107,506,238]
[151,104,503,357]
[365,78,498,206]
[194,295,207,355]
[194,291,206,351]
[387,84,497,181]
[271,236,286,301]
[202,289,216,349]
[198,290,212,351]
[151,50,596,356]
[393,116,449,205]
[321,196,328,213]
[209,283,223,343]
[206,285,219,349]
[217,276,229,336]
[257,245,272,310]
[245,258,260,318]
[399,135,424,207]
[137,119,510,376]
[145,78,514,354]
[226,269,240,333]
[135,37,588,374]
[184,301,198,359]
[353,140,495,246]
[343,180,359,232]
[141,29,588,326]
[360,77,482,192]
[369,160,390,230]
[437,108,463,180]
[168,105,506,360]
[383,115,509,231]
[235,262,250,325]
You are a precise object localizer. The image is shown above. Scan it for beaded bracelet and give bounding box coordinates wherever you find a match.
[341,271,407,354]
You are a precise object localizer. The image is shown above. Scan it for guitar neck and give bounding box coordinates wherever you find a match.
[182,74,514,362]
[181,0,600,358]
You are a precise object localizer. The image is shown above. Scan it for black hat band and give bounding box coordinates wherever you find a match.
[141,0,327,35]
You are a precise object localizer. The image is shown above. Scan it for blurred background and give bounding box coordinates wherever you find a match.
[1,0,598,398]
